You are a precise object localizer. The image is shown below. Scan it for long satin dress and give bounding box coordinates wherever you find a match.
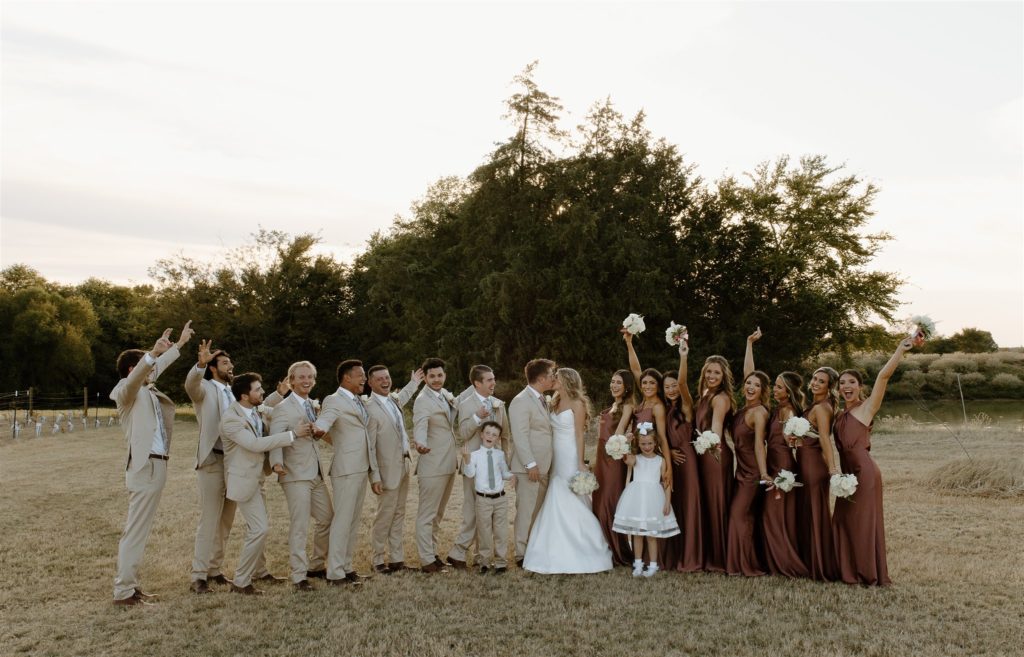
[761,404,809,578]
[795,400,839,581]
[832,405,891,586]
[725,408,766,576]
[592,407,632,565]
[695,392,734,573]
[661,400,703,572]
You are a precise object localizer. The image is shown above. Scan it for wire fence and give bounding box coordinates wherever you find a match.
[0,388,121,439]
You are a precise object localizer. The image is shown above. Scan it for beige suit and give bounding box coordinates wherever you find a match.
[365,378,420,566]
[412,387,458,564]
[110,345,180,601]
[220,402,294,587]
[183,365,237,583]
[508,386,554,559]
[268,394,333,583]
[315,388,379,579]
[448,392,510,563]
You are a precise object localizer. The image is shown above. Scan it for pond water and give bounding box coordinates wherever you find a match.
[879,399,1023,426]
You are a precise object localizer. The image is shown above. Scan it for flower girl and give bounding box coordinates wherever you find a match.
[612,433,680,577]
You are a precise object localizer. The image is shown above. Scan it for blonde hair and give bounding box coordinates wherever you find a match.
[551,367,593,424]
[697,355,736,413]
[288,360,318,380]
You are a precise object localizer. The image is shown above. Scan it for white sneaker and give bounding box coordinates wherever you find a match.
[642,563,659,578]
[632,560,644,577]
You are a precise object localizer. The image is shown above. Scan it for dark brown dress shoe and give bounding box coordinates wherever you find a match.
[133,589,158,599]
[445,556,467,570]
[373,564,393,574]
[113,595,152,607]
[326,577,350,586]
[494,566,508,574]
[254,573,287,584]
[345,572,365,585]
[293,580,314,591]
[190,580,211,595]
[208,574,232,586]
[420,560,448,574]
[230,584,264,595]
[387,561,406,571]
[478,566,489,574]
[515,559,524,569]
[306,569,327,579]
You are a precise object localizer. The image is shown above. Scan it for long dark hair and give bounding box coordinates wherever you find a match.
[639,367,667,408]
[610,369,636,426]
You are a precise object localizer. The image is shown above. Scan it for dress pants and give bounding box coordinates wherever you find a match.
[371,463,410,566]
[327,473,368,579]
[475,493,509,568]
[281,476,333,583]
[114,459,166,600]
[448,473,481,563]
[233,491,271,588]
[513,473,548,560]
[415,473,454,564]
[191,453,237,582]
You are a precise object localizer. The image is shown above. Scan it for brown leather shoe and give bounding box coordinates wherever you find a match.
[293,580,314,591]
[254,573,287,584]
[306,569,327,579]
[133,589,158,599]
[208,574,232,586]
[515,559,524,569]
[478,566,489,574]
[445,556,467,570]
[387,561,407,571]
[230,584,264,595]
[326,577,350,586]
[345,572,365,585]
[420,560,448,574]
[113,595,152,607]
[373,564,393,574]
[190,580,211,595]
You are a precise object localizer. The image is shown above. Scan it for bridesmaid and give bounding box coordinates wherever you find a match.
[795,366,841,581]
[725,370,769,577]
[833,336,915,586]
[592,369,637,565]
[694,354,736,573]
[661,342,703,572]
[622,332,673,487]
[744,330,808,578]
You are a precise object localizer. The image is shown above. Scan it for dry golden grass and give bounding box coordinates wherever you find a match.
[1,418,1022,657]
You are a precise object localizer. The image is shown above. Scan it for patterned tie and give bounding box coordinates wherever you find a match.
[484,397,494,418]
[222,386,233,413]
[254,411,264,436]
[303,399,317,423]
[356,396,369,424]
[487,448,496,490]
[150,389,168,449]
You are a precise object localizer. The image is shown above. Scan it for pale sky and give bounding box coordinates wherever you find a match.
[2,1,1022,346]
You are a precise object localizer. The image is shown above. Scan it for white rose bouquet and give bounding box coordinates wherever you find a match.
[830,473,859,500]
[772,469,803,493]
[604,434,630,460]
[693,430,721,462]
[783,416,811,438]
[636,421,654,436]
[622,313,646,336]
[665,321,688,347]
[569,471,599,495]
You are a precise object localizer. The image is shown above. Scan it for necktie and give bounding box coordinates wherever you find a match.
[356,396,368,424]
[253,411,263,436]
[303,399,317,423]
[387,398,403,430]
[484,397,494,418]
[222,386,233,413]
[487,449,496,490]
[150,389,168,449]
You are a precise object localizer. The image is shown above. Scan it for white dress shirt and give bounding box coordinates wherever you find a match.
[143,353,168,456]
[463,446,512,495]
[372,391,409,455]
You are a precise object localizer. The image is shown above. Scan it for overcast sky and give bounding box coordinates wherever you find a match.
[2,1,1021,346]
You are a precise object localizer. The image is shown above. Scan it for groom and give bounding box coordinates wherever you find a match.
[509,358,557,566]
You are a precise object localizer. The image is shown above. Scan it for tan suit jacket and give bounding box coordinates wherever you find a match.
[220,402,294,503]
[457,392,510,455]
[269,394,327,482]
[366,378,420,491]
[315,388,381,483]
[412,387,458,477]
[110,345,181,473]
[183,364,231,469]
[508,386,553,474]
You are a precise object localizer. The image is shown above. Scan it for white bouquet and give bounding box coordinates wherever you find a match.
[636,421,654,436]
[772,469,803,493]
[622,313,646,336]
[569,471,599,495]
[604,434,630,460]
[907,314,936,342]
[665,321,689,347]
[693,430,721,461]
[783,416,811,438]
[830,473,859,500]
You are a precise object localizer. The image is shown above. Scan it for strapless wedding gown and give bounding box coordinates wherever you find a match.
[523,409,613,574]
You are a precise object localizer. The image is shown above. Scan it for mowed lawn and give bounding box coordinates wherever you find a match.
[1,418,1022,657]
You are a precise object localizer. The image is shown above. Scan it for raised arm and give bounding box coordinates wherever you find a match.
[677,342,694,422]
[858,336,914,425]
[396,369,425,407]
[743,327,761,379]
[622,330,642,386]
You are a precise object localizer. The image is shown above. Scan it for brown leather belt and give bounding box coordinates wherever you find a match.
[476,491,505,499]
[149,453,169,461]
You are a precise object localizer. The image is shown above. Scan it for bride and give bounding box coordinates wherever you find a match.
[523,368,613,574]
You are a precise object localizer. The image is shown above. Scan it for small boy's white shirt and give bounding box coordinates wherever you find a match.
[463,446,512,495]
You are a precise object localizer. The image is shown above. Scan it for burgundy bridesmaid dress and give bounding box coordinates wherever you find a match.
[760,404,809,578]
[661,401,703,572]
[695,392,733,573]
[592,408,632,565]
[832,406,891,586]
[794,400,839,581]
[725,408,766,576]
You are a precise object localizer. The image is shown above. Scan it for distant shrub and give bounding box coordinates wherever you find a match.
[960,372,987,389]
[991,373,1023,391]
[929,353,979,373]
[901,370,927,388]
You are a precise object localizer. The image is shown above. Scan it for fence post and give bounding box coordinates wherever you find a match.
[84,386,89,418]
[12,390,17,438]
[28,387,34,420]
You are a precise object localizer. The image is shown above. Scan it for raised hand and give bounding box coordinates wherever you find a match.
[747,327,762,344]
[151,328,173,357]
[678,340,689,357]
[276,379,291,396]
[197,339,216,367]
[620,327,634,343]
[175,320,195,347]
[411,368,425,385]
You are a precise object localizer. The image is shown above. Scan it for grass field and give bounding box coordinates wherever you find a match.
[1,417,1022,657]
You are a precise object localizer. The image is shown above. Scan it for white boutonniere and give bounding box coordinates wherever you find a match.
[491,398,504,409]
[256,404,270,414]
[389,392,400,401]
[310,399,321,410]
[442,389,455,404]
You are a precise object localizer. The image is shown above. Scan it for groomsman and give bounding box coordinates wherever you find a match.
[509,358,557,566]
[411,357,458,573]
[315,359,382,585]
[111,321,194,605]
[220,373,300,595]
[447,365,510,568]
[268,361,332,591]
[183,340,238,594]
[365,365,423,573]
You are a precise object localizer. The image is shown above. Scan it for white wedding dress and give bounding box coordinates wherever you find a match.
[523,408,613,574]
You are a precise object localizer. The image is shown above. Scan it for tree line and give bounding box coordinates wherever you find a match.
[0,64,1003,403]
